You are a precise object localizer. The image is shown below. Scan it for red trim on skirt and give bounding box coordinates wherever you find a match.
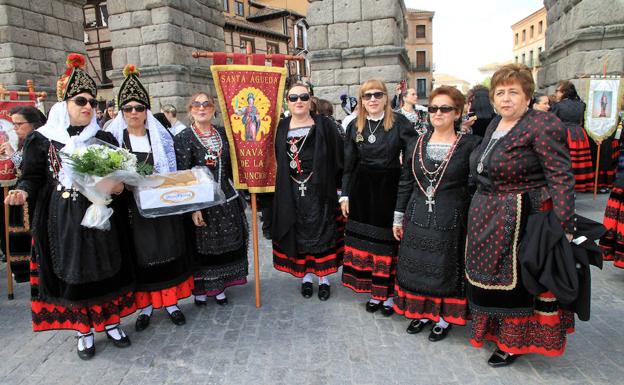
[393,285,469,325]
[567,131,594,192]
[134,276,194,309]
[469,292,575,356]
[600,186,624,268]
[342,245,396,301]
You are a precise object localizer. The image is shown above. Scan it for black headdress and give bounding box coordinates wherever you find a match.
[56,53,97,101]
[117,64,150,109]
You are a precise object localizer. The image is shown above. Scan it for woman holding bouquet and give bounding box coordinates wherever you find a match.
[175,92,249,306]
[108,65,193,331]
[4,54,135,360]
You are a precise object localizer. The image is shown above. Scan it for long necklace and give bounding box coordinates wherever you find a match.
[290,172,313,197]
[412,133,461,212]
[476,131,506,174]
[367,119,382,143]
[287,127,311,172]
[48,144,79,201]
[192,124,223,183]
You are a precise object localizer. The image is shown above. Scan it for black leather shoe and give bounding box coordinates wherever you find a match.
[428,324,452,342]
[318,284,330,301]
[194,297,208,306]
[487,349,519,367]
[106,326,131,348]
[406,319,430,334]
[76,333,95,360]
[216,297,228,306]
[301,282,313,298]
[135,314,151,332]
[365,300,381,313]
[168,310,186,326]
[380,304,394,317]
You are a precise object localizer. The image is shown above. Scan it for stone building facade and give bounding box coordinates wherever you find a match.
[539,0,624,91]
[307,0,410,120]
[0,0,87,95]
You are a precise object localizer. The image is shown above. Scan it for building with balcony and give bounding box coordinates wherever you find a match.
[404,8,434,105]
[511,7,546,81]
[223,0,310,84]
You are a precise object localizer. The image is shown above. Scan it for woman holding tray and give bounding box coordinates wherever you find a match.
[4,54,134,360]
[108,64,193,331]
[175,92,249,306]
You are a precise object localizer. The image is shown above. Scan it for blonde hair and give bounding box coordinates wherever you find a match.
[356,79,395,133]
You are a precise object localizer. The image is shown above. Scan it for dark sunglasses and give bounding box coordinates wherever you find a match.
[287,93,310,102]
[121,105,147,113]
[362,92,386,101]
[191,101,214,109]
[70,96,98,108]
[427,105,456,114]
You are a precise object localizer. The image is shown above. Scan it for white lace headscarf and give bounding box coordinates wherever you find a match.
[107,109,177,173]
[36,101,101,188]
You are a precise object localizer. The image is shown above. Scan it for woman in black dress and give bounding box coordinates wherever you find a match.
[272,83,344,300]
[5,54,134,360]
[341,79,416,315]
[393,86,480,341]
[108,65,193,331]
[174,92,249,306]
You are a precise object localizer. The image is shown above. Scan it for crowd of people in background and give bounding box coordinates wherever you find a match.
[4,53,621,369]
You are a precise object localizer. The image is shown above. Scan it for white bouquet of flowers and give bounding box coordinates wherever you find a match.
[61,139,142,230]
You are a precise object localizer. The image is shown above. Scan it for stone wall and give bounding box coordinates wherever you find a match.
[307,0,409,119]
[0,0,87,95]
[106,0,225,123]
[539,0,624,92]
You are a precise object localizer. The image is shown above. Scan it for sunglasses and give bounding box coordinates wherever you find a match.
[362,92,386,101]
[427,105,456,114]
[121,105,147,113]
[287,93,310,102]
[191,101,214,109]
[70,96,98,108]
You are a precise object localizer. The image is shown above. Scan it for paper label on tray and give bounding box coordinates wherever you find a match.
[160,189,196,204]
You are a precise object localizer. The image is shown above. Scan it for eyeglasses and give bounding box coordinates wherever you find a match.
[427,105,456,114]
[69,96,98,108]
[121,105,147,113]
[362,92,386,101]
[287,93,310,102]
[12,121,31,127]
[191,101,214,109]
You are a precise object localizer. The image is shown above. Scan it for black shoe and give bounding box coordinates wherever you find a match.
[168,310,186,326]
[365,300,381,313]
[135,314,151,332]
[406,319,430,334]
[301,282,313,298]
[380,304,394,317]
[428,324,452,342]
[318,284,330,301]
[487,349,519,367]
[194,297,208,306]
[76,333,95,360]
[216,297,228,306]
[105,326,131,348]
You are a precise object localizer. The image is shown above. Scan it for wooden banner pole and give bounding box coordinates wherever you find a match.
[594,143,601,200]
[4,187,14,300]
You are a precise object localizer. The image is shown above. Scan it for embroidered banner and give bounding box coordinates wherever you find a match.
[211,65,287,193]
[585,77,624,141]
[0,100,34,150]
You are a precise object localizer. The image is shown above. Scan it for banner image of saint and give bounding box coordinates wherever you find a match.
[585,78,624,141]
[211,65,287,192]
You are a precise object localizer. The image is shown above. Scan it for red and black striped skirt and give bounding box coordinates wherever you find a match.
[567,126,594,192]
[393,285,469,325]
[600,185,624,268]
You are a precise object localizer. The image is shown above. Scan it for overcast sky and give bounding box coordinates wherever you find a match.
[404,0,544,84]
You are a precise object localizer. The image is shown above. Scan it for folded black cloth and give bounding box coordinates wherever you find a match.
[519,211,604,321]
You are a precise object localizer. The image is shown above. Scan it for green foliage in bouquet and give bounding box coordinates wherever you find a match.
[65,145,136,177]
[136,162,154,176]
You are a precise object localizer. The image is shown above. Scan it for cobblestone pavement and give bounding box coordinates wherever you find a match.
[0,193,622,385]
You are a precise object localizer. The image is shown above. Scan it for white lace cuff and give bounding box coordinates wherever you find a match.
[393,211,404,226]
